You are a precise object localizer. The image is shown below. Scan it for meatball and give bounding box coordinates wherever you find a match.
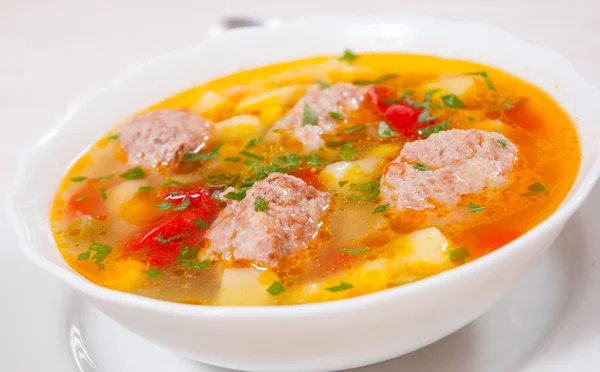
[119,109,212,168]
[205,173,331,268]
[272,83,368,152]
[381,129,518,211]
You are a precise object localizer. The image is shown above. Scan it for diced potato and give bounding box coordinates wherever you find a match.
[423,75,477,97]
[389,227,454,283]
[259,105,285,126]
[366,143,402,159]
[120,191,165,226]
[319,157,384,192]
[107,180,147,219]
[329,202,387,246]
[235,85,306,114]
[191,90,229,115]
[219,268,275,306]
[214,115,263,141]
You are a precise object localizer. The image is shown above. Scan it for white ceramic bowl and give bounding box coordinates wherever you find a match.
[6,14,600,372]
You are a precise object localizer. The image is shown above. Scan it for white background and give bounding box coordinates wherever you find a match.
[1,0,599,370]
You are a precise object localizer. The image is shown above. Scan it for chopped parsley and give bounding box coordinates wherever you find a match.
[138,185,155,192]
[224,157,241,162]
[193,219,209,229]
[381,98,402,104]
[275,154,302,169]
[161,180,191,188]
[241,165,286,188]
[156,233,188,244]
[344,124,368,134]
[468,116,476,122]
[88,242,113,263]
[353,73,398,86]
[340,248,371,255]
[96,174,115,180]
[177,244,198,261]
[254,196,267,212]
[378,121,398,139]
[240,150,264,161]
[305,154,328,167]
[329,111,345,120]
[119,166,146,180]
[372,204,389,214]
[339,142,358,161]
[156,201,174,211]
[267,280,285,296]
[496,138,508,147]
[70,176,87,182]
[244,137,261,149]
[467,71,497,91]
[326,140,348,148]
[181,260,210,270]
[416,118,452,138]
[413,163,429,171]
[315,79,331,89]
[338,180,349,188]
[417,107,438,123]
[223,188,248,201]
[77,251,90,260]
[348,181,380,202]
[522,182,548,197]
[107,133,119,141]
[424,89,441,102]
[184,143,223,162]
[448,246,471,264]
[100,187,107,201]
[302,104,318,126]
[441,94,465,109]
[503,100,514,109]
[340,48,358,63]
[173,197,191,212]
[468,202,485,213]
[325,281,354,292]
[74,195,89,203]
[143,269,163,278]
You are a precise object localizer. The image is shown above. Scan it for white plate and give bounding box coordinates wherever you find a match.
[2,181,599,371]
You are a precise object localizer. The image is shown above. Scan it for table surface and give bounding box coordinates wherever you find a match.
[1,0,599,370]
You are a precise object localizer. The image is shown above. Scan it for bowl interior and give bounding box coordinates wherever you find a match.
[8,14,600,304]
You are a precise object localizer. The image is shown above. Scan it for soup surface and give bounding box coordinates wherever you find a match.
[50,52,580,306]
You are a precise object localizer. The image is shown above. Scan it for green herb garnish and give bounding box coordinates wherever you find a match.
[74,195,89,203]
[177,244,199,261]
[340,248,371,255]
[254,196,267,212]
[441,94,465,109]
[107,133,119,141]
[156,201,174,211]
[413,163,429,171]
[340,49,358,63]
[372,204,389,214]
[522,182,548,197]
[302,104,318,126]
[70,176,87,182]
[496,138,508,147]
[467,116,476,122]
[417,107,438,123]
[224,157,241,162]
[448,246,471,264]
[275,154,302,169]
[182,260,210,270]
[467,71,497,91]
[326,281,354,292]
[161,180,191,188]
[267,280,285,296]
[416,118,452,138]
[88,242,113,263]
[156,233,188,244]
[144,269,163,278]
[173,197,191,212]
[353,73,398,86]
[305,154,328,167]
[100,187,107,201]
[344,124,367,134]
[223,188,248,202]
[119,166,146,180]
[329,111,345,120]
[244,137,261,149]
[381,98,402,104]
[193,218,209,229]
[378,121,398,139]
[77,251,90,260]
[315,79,331,89]
[339,142,358,161]
[138,185,155,192]
[96,174,115,180]
[468,202,485,213]
[338,180,349,188]
[184,143,223,162]
[240,150,264,161]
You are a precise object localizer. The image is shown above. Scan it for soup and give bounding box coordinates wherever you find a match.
[49,52,580,306]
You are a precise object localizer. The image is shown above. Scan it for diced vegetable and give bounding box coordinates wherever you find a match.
[107,180,147,220]
[191,91,230,116]
[422,75,476,97]
[235,85,306,114]
[103,259,146,291]
[319,157,384,192]
[219,268,275,306]
[68,182,107,219]
[365,143,402,159]
[214,115,263,141]
[120,191,166,226]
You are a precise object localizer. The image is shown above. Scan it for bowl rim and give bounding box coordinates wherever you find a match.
[6,13,600,318]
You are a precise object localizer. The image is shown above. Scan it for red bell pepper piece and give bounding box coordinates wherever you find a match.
[126,187,219,267]
[68,181,108,219]
[368,87,421,137]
